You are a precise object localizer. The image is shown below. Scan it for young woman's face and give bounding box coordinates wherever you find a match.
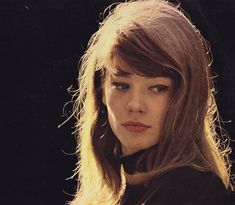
[103,70,174,156]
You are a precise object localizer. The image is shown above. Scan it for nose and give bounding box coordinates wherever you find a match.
[127,93,146,113]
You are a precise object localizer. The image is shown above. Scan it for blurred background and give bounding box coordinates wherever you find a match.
[1,0,235,204]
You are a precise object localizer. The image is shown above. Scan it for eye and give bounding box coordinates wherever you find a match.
[150,84,169,93]
[111,82,129,91]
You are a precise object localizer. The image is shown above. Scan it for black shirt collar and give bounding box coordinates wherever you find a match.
[120,149,146,174]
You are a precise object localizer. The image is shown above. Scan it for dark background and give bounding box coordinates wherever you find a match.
[1,0,235,204]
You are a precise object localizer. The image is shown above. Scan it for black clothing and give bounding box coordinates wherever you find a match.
[120,150,232,205]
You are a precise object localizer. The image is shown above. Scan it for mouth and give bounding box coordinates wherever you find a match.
[122,121,151,132]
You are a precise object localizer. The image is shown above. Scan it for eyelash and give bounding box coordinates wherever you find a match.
[150,85,169,93]
[111,82,169,93]
[112,82,129,90]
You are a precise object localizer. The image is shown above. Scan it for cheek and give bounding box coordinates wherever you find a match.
[151,100,170,125]
[105,86,124,112]
[106,93,123,120]
[106,100,122,140]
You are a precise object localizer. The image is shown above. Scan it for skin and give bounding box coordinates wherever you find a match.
[103,70,173,156]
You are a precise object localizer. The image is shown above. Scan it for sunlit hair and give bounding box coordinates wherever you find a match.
[69,0,233,204]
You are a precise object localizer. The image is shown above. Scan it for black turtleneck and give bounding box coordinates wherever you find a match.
[120,149,146,175]
[119,149,147,205]
[119,150,232,205]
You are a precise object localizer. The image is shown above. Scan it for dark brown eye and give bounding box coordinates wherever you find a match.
[112,82,129,90]
[150,85,169,93]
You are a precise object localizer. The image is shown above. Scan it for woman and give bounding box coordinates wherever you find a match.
[69,0,234,204]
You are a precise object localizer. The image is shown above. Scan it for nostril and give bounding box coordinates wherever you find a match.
[127,102,145,113]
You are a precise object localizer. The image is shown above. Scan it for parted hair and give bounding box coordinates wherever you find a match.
[69,0,233,204]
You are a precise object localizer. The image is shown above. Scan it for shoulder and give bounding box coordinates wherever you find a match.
[145,166,231,205]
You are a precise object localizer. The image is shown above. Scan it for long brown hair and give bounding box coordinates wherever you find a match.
[69,0,233,204]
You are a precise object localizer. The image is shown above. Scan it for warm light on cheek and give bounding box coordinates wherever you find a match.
[104,82,118,100]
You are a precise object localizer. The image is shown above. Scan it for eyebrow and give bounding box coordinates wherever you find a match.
[113,68,132,78]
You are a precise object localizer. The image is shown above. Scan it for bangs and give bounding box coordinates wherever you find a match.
[104,27,180,80]
[108,51,177,79]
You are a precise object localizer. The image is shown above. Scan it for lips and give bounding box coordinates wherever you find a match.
[122,121,151,132]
